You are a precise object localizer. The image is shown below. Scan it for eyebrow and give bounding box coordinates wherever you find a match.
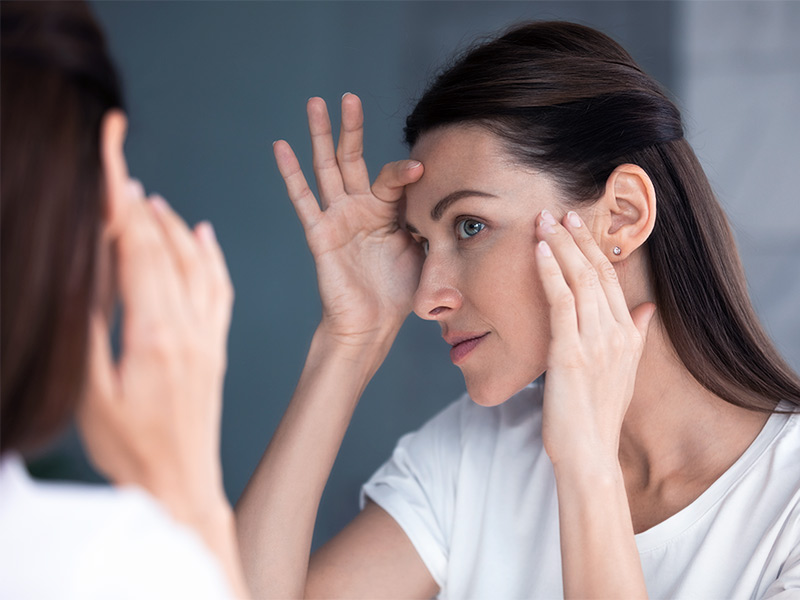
[406,189,498,234]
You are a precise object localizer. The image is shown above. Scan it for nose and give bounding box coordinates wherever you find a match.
[412,253,463,320]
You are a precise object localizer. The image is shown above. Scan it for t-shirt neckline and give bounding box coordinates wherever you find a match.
[634,406,794,553]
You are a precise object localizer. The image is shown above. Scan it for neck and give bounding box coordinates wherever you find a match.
[618,315,769,490]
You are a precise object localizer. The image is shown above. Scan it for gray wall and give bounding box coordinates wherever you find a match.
[677,0,800,370]
[38,1,794,549]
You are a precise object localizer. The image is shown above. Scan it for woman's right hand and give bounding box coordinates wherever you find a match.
[273,94,424,349]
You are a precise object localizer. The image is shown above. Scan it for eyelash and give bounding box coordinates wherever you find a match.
[455,218,486,240]
[414,217,487,256]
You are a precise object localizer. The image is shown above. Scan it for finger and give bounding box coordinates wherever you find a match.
[149,195,207,305]
[561,210,633,326]
[535,239,579,343]
[371,160,424,204]
[337,93,371,195]
[630,301,657,341]
[193,221,235,336]
[273,140,322,231]
[536,210,602,336]
[84,310,117,410]
[116,201,186,341]
[307,97,344,208]
[75,312,120,476]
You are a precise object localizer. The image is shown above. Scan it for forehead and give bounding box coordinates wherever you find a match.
[408,125,513,190]
[405,125,561,218]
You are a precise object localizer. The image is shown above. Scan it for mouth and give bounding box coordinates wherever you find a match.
[446,332,489,365]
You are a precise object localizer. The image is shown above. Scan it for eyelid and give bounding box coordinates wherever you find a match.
[454,216,487,240]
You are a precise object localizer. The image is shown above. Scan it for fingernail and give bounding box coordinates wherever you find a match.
[149,195,168,213]
[539,210,556,234]
[342,91,352,99]
[538,240,552,257]
[406,160,422,169]
[567,211,582,228]
[197,221,216,244]
[541,209,557,226]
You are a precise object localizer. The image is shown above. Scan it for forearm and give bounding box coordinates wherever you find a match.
[235,324,396,599]
[554,460,648,599]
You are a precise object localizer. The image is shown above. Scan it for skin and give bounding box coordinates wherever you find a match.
[76,111,249,598]
[404,126,557,406]
[236,94,770,599]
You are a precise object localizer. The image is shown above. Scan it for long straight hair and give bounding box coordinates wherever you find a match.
[404,21,800,413]
[1,1,124,453]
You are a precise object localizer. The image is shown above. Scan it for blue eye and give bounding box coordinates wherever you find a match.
[421,239,429,255]
[456,218,485,240]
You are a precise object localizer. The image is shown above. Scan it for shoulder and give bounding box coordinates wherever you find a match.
[0,455,230,599]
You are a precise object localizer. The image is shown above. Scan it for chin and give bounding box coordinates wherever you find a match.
[463,370,539,407]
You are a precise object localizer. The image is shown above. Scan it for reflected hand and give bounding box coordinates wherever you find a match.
[274,94,424,348]
[79,181,234,521]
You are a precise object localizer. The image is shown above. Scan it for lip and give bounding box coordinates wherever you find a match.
[446,332,489,365]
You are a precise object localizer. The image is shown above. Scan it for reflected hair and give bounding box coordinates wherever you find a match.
[405,21,800,413]
[1,1,124,453]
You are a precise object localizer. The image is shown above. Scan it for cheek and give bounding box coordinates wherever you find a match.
[487,237,549,339]
[462,238,551,406]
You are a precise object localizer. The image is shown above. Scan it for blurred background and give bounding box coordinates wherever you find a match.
[32,1,800,549]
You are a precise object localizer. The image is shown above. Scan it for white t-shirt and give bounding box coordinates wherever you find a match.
[0,453,232,599]
[362,381,800,599]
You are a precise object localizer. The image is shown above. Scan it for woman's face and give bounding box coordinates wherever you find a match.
[405,125,568,406]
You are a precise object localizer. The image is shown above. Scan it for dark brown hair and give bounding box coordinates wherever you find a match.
[1,1,124,454]
[405,21,800,413]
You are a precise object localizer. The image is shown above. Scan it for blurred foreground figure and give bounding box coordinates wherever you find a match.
[0,2,248,597]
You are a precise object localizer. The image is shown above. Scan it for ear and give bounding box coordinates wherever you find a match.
[100,109,130,238]
[591,164,656,261]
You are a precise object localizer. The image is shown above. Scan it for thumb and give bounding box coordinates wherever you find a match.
[79,311,118,423]
[630,302,657,341]
[76,311,122,478]
[371,160,424,203]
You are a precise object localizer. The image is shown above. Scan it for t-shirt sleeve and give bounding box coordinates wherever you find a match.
[761,544,800,598]
[360,395,468,589]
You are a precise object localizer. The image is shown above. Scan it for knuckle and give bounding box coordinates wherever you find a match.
[577,266,600,289]
[336,147,363,163]
[553,291,576,312]
[313,155,338,171]
[608,329,626,353]
[597,261,619,284]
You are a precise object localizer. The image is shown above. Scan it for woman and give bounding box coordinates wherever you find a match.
[237,21,800,598]
[0,2,247,597]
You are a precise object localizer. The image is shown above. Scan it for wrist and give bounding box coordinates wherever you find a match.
[313,319,400,366]
[551,454,623,492]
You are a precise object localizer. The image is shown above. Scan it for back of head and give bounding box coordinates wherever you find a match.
[1,0,124,454]
[405,21,800,412]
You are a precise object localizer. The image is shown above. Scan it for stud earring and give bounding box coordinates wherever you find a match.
[613,246,622,256]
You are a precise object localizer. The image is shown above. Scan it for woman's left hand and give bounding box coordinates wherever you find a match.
[78,182,234,519]
[534,209,656,472]
[535,209,653,598]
